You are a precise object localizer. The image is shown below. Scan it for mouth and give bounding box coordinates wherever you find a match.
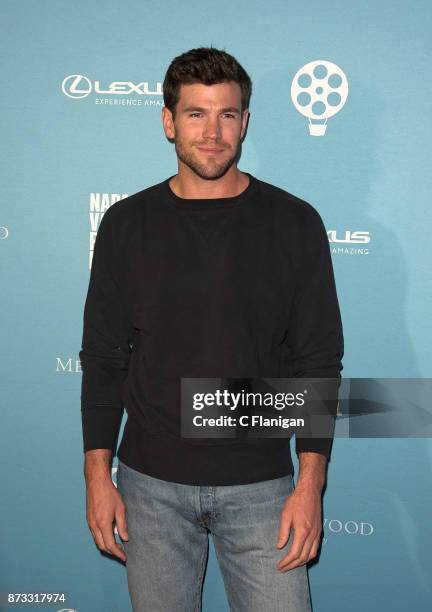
[196,146,226,154]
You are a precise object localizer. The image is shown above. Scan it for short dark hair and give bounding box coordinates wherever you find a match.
[163,46,252,119]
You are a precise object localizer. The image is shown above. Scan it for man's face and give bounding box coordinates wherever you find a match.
[162,81,249,180]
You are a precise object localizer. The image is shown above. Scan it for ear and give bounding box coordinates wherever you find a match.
[240,109,250,140]
[162,106,175,140]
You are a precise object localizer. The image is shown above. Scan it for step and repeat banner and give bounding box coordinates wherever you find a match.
[2,1,431,611]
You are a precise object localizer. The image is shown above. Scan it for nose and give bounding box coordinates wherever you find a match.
[202,114,221,140]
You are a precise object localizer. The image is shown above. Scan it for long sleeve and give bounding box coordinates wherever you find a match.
[79,206,134,455]
[287,205,344,460]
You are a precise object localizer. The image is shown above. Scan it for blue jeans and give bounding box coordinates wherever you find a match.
[116,460,312,612]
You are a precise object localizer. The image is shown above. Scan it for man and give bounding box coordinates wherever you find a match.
[80,47,344,611]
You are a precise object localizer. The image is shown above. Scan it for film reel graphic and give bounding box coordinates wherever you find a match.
[291,60,348,136]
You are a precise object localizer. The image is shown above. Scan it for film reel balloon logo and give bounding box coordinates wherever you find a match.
[291,61,348,136]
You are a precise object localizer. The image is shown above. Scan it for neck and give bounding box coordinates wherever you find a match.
[169,165,249,199]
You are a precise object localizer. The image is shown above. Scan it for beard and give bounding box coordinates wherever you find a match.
[174,135,241,180]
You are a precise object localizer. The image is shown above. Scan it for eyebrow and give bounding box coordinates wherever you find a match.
[182,106,241,114]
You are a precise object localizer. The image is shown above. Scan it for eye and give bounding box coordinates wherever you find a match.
[189,112,203,118]
[223,113,236,119]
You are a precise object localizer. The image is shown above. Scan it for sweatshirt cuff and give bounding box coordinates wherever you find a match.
[295,436,334,461]
[81,406,124,455]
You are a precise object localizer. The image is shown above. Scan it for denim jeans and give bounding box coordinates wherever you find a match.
[116,460,312,612]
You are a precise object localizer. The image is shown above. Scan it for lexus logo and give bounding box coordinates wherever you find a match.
[61,74,92,99]
[61,74,163,99]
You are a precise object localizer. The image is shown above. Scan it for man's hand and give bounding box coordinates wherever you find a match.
[275,452,326,572]
[275,484,322,572]
[84,450,129,563]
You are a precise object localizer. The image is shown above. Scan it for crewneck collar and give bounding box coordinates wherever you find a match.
[164,172,257,209]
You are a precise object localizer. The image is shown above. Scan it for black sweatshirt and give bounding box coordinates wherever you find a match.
[79,173,344,485]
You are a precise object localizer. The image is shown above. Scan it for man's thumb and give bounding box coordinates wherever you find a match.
[276,517,291,548]
[115,511,129,541]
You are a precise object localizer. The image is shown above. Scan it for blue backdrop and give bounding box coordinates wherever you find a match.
[2,1,431,611]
